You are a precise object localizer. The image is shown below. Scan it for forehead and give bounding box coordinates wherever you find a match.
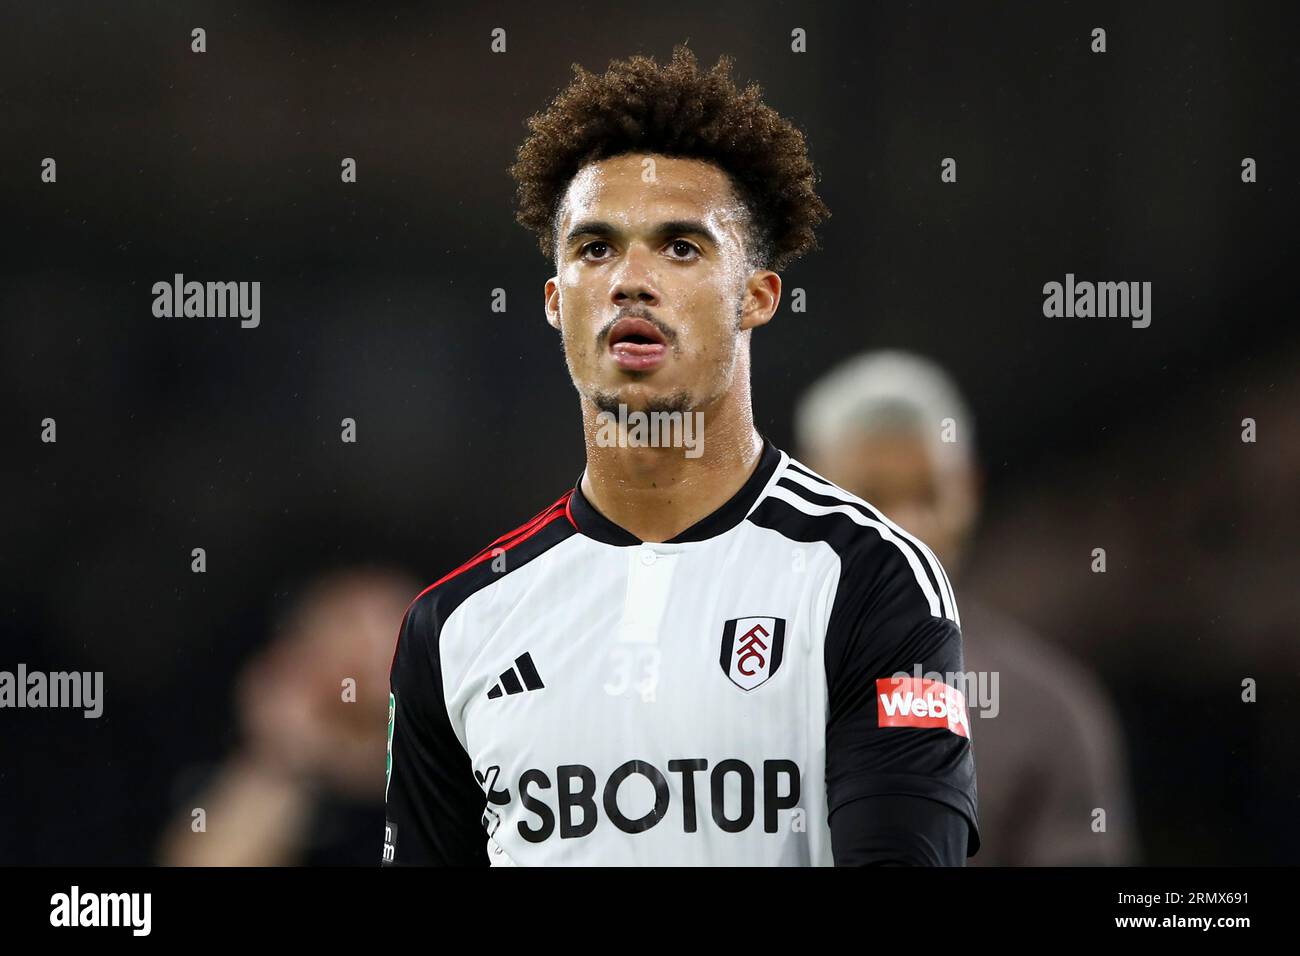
[557,153,746,232]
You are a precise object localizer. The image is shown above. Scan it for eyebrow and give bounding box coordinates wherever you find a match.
[564,218,720,248]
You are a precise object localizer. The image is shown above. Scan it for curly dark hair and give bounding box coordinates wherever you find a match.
[511,45,829,271]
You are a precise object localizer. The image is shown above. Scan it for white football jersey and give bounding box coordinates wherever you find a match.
[384,439,979,866]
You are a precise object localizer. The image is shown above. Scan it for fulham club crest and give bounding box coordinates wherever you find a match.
[720,617,786,691]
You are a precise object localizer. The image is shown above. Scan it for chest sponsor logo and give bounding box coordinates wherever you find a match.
[875,676,971,738]
[475,764,511,836]
[484,758,802,842]
[720,616,786,691]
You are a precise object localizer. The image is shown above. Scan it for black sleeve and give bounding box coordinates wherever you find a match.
[830,793,969,866]
[383,591,488,866]
[825,538,981,861]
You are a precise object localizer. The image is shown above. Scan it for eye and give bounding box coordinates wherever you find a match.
[666,239,699,260]
[581,240,612,261]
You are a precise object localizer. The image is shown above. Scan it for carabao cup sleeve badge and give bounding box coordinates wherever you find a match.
[386,692,395,799]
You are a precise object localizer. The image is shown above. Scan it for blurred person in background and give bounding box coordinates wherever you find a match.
[796,350,1138,865]
[158,567,416,866]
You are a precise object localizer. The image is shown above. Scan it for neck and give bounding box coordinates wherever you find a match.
[579,384,763,543]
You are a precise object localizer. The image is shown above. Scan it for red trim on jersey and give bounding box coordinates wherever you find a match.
[389,491,574,674]
[415,490,572,603]
[482,494,570,552]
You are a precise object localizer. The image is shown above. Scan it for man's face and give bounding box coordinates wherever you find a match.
[545,153,777,414]
[812,428,979,573]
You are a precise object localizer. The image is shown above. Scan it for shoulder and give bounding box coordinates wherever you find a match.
[749,454,959,626]
[398,490,577,648]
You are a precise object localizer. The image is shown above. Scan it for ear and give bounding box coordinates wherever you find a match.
[739,270,781,331]
[544,276,561,331]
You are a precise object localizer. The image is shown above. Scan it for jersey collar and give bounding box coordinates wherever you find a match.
[567,435,783,547]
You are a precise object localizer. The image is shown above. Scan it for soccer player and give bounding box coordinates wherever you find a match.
[384,47,979,866]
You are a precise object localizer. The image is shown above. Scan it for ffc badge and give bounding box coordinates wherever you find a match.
[720,616,785,691]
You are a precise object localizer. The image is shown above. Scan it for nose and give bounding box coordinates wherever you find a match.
[610,245,660,308]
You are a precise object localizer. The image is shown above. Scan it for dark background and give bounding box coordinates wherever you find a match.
[1,0,1296,864]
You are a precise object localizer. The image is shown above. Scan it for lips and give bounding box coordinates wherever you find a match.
[607,316,668,372]
[608,317,667,348]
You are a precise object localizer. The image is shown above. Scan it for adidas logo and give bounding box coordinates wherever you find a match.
[486,652,545,699]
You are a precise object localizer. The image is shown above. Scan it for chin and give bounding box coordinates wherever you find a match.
[592,381,694,416]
